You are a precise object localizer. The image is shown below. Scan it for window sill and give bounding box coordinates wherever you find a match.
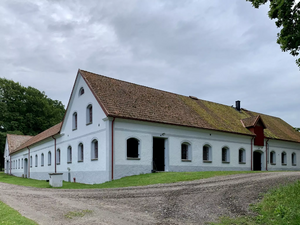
[270,163,276,165]
[181,159,192,162]
[72,128,77,131]
[203,160,212,163]
[91,158,98,161]
[41,165,44,167]
[56,163,60,165]
[48,164,51,166]
[222,161,230,164]
[67,162,72,164]
[78,160,83,163]
[292,164,297,166]
[239,162,246,164]
[86,122,92,126]
[127,157,140,160]
[282,163,287,166]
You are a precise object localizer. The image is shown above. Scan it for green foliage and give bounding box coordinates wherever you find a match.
[0,200,38,224]
[294,127,300,132]
[246,0,300,67]
[0,78,65,169]
[0,171,262,189]
[212,180,300,225]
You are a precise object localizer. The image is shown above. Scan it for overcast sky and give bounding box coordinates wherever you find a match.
[0,0,299,127]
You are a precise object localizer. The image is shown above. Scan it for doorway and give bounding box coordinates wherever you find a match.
[253,151,262,171]
[24,158,28,178]
[153,138,165,172]
[6,160,9,174]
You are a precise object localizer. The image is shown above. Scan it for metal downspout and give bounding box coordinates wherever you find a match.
[27,147,30,178]
[251,137,254,171]
[111,117,115,180]
[266,139,269,171]
[52,136,57,173]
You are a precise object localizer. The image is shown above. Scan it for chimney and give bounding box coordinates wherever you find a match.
[236,100,241,111]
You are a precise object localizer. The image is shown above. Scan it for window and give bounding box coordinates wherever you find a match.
[35,154,38,167]
[203,145,212,162]
[222,147,230,163]
[67,146,72,163]
[91,140,98,160]
[21,158,23,169]
[56,149,61,165]
[239,148,246,163]
[41,153,44,167]
[181,142,191,161]
[292,153,296,166]
[86,104,93,124]
[79,87,84,96]
[18,159,20,169]
[127,138,139,158]
[48,151,52,165]
[270,151,276,164]
[78,143,84,162]
[73,112,78,130]
[281,152,287,165]
[30,156,32,167]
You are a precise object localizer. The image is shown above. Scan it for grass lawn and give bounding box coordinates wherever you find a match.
[0,200,37,225]
[0,170,262,189]
[212,180,300,225]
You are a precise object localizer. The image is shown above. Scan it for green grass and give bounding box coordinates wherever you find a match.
[212,180,300,225]
[64,209,93,219]
[0,170,262,189]
[0,200,37,225]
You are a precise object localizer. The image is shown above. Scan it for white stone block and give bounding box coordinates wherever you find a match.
[49,173,63,187]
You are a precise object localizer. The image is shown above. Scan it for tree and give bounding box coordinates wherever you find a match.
[295,127,300,132]
[246,0,300,67]
[0,78,65,170]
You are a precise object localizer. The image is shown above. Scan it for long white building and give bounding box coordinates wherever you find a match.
[4,70,300,184]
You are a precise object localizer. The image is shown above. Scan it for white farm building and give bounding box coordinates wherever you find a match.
[4,70,300,184]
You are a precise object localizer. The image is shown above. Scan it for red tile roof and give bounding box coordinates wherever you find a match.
[80,69,300,143]
[13,122,62,153]
[7,134,33,153]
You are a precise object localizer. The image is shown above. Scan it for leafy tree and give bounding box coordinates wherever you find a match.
[295,127,300,132]
[0,78,65,170]
[246,0,300,67]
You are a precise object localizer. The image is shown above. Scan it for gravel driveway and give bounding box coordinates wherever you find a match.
[1,172,300,225]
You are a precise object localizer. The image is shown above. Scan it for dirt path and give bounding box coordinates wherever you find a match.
[1,172,300,225]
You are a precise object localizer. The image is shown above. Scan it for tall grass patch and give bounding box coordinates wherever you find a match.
[213,180,300,225]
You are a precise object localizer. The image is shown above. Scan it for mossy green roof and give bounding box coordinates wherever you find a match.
[80,70,300,143]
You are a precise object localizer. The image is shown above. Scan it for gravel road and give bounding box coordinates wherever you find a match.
[1,172,300,225]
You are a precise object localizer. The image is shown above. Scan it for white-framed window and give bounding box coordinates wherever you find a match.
[56,149,61,165]
[35,154,38,167]
[18,159,20,169]
[67,146,72,163]
[281,152,287,165]
[21,158,23,169]
[270,151,276,165]
[48,151,52,166]
[239,148,246,163]
[73,112,78,130]
[181,142,191,161]
[91,139,98,160]
[30,156,32,167]
[222,147,230,163]
[78,143,84,162]
[127,138,139,159]
[41,153,44,167]
[292,153,296,166]
[79,87,84,96]
[203,145,212,162]
[86,104,93,125]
